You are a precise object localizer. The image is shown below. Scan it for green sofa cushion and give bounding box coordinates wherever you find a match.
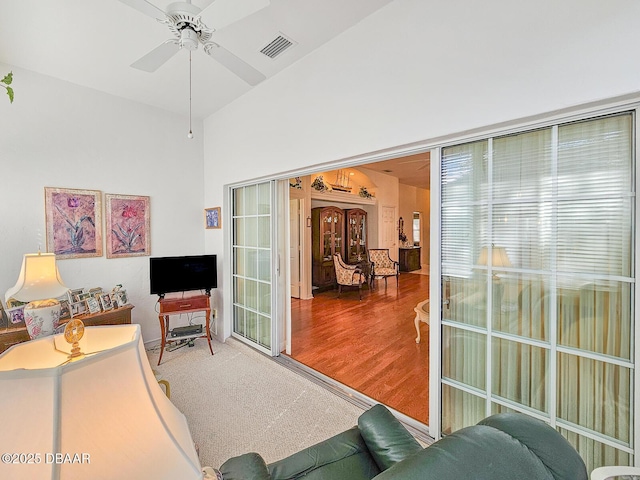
[357,404,422,471]
[268,426,380,480]
[372,413,587,480]
[478,413,587,480]
[220,452,271,480]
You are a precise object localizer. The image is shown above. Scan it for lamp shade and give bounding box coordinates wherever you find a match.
[477,245,512,269]
[0,325,203,480]
[5,253,68,303]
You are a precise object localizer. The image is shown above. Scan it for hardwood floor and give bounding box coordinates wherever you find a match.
[289,272,430,424]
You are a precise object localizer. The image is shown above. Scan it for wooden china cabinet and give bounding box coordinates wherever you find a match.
[312,206,344,291]
[345,208,368,263]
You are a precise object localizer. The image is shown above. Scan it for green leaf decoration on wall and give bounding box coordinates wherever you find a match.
[2,72,14,103]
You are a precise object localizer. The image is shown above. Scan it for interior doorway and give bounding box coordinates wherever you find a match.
[289,198,301,299]
[283,153,431,426]
[381,206,397,250]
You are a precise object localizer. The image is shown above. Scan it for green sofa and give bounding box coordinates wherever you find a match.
[219,404,588,480]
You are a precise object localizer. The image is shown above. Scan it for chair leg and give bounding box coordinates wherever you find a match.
[337,285,342,298]
[358,284,362,300]
[384,277,388,288]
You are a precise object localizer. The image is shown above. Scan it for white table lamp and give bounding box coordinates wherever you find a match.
[5,252,69,339]
[477,245,512,278]
[0,324,205,480]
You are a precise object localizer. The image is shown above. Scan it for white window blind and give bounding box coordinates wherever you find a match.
[440,112,635,473]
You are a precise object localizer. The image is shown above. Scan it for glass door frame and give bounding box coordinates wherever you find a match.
[433,105,640,467]
[219,99,640,456]
[225,179,281,356]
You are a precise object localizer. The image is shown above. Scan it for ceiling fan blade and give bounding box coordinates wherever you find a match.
[131,41,180,72]
[200,0,270,30]
[205,43,266,85]
[118,0,166,20]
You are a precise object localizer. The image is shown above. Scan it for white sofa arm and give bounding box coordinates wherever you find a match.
[591,466,640,480]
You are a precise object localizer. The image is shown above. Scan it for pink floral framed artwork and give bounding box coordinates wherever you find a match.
[45,187,103,259]
[105,194,151,259]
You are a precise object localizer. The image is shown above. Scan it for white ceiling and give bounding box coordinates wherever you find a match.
[364,152,430,191]
[0,0,393,119]
[0,0,430,189]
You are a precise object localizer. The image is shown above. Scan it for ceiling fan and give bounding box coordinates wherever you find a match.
[118,0,268,85]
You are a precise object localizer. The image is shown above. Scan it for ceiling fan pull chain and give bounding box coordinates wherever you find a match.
[188,50,193,139]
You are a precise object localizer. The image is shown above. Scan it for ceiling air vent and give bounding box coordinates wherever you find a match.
[260,33,295,59]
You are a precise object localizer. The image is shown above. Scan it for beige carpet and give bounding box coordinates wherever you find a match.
[146,337,364,470]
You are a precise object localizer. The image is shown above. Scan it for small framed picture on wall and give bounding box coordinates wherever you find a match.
[205,207,221,229]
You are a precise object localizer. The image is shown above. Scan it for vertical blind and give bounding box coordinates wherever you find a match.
[440,112,634,473]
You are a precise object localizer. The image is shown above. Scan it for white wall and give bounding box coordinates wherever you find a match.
[203,0,640,338]
[0,63,204,343]
[203,0,640,175]
[357,168,399,249]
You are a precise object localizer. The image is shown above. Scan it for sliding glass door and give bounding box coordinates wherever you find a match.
[231,181,276,354]
[440,112,635,472]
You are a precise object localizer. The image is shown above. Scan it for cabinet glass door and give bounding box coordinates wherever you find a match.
[333,210,343,255]
[322,208,343,260]
[346,209,367,263]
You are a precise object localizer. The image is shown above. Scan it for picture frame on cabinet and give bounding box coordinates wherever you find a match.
[7,305,25,325]
[76,291,92,303]
[59,299,71,320]
[100,293,114,311]
[113,290,129,307]
[70,301,87,318]
[86,297,101,314]
[68,288,84,304]
[205,207,221,229]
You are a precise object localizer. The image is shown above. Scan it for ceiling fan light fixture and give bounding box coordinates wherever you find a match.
[179,27,199,51]
[121,0,268,86]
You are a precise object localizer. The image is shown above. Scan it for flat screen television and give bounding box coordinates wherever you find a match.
[150,255,218,297]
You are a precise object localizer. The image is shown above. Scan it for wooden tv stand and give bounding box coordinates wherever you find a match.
[157,294,214,365]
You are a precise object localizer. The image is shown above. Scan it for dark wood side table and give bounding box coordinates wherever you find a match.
[0,304,134,354]
[157,294,214,365]
[399,247,421,272]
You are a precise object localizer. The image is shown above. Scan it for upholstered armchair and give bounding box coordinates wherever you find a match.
[368,249,400,288]
[333,253,367,300]
[219,405,588,480]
